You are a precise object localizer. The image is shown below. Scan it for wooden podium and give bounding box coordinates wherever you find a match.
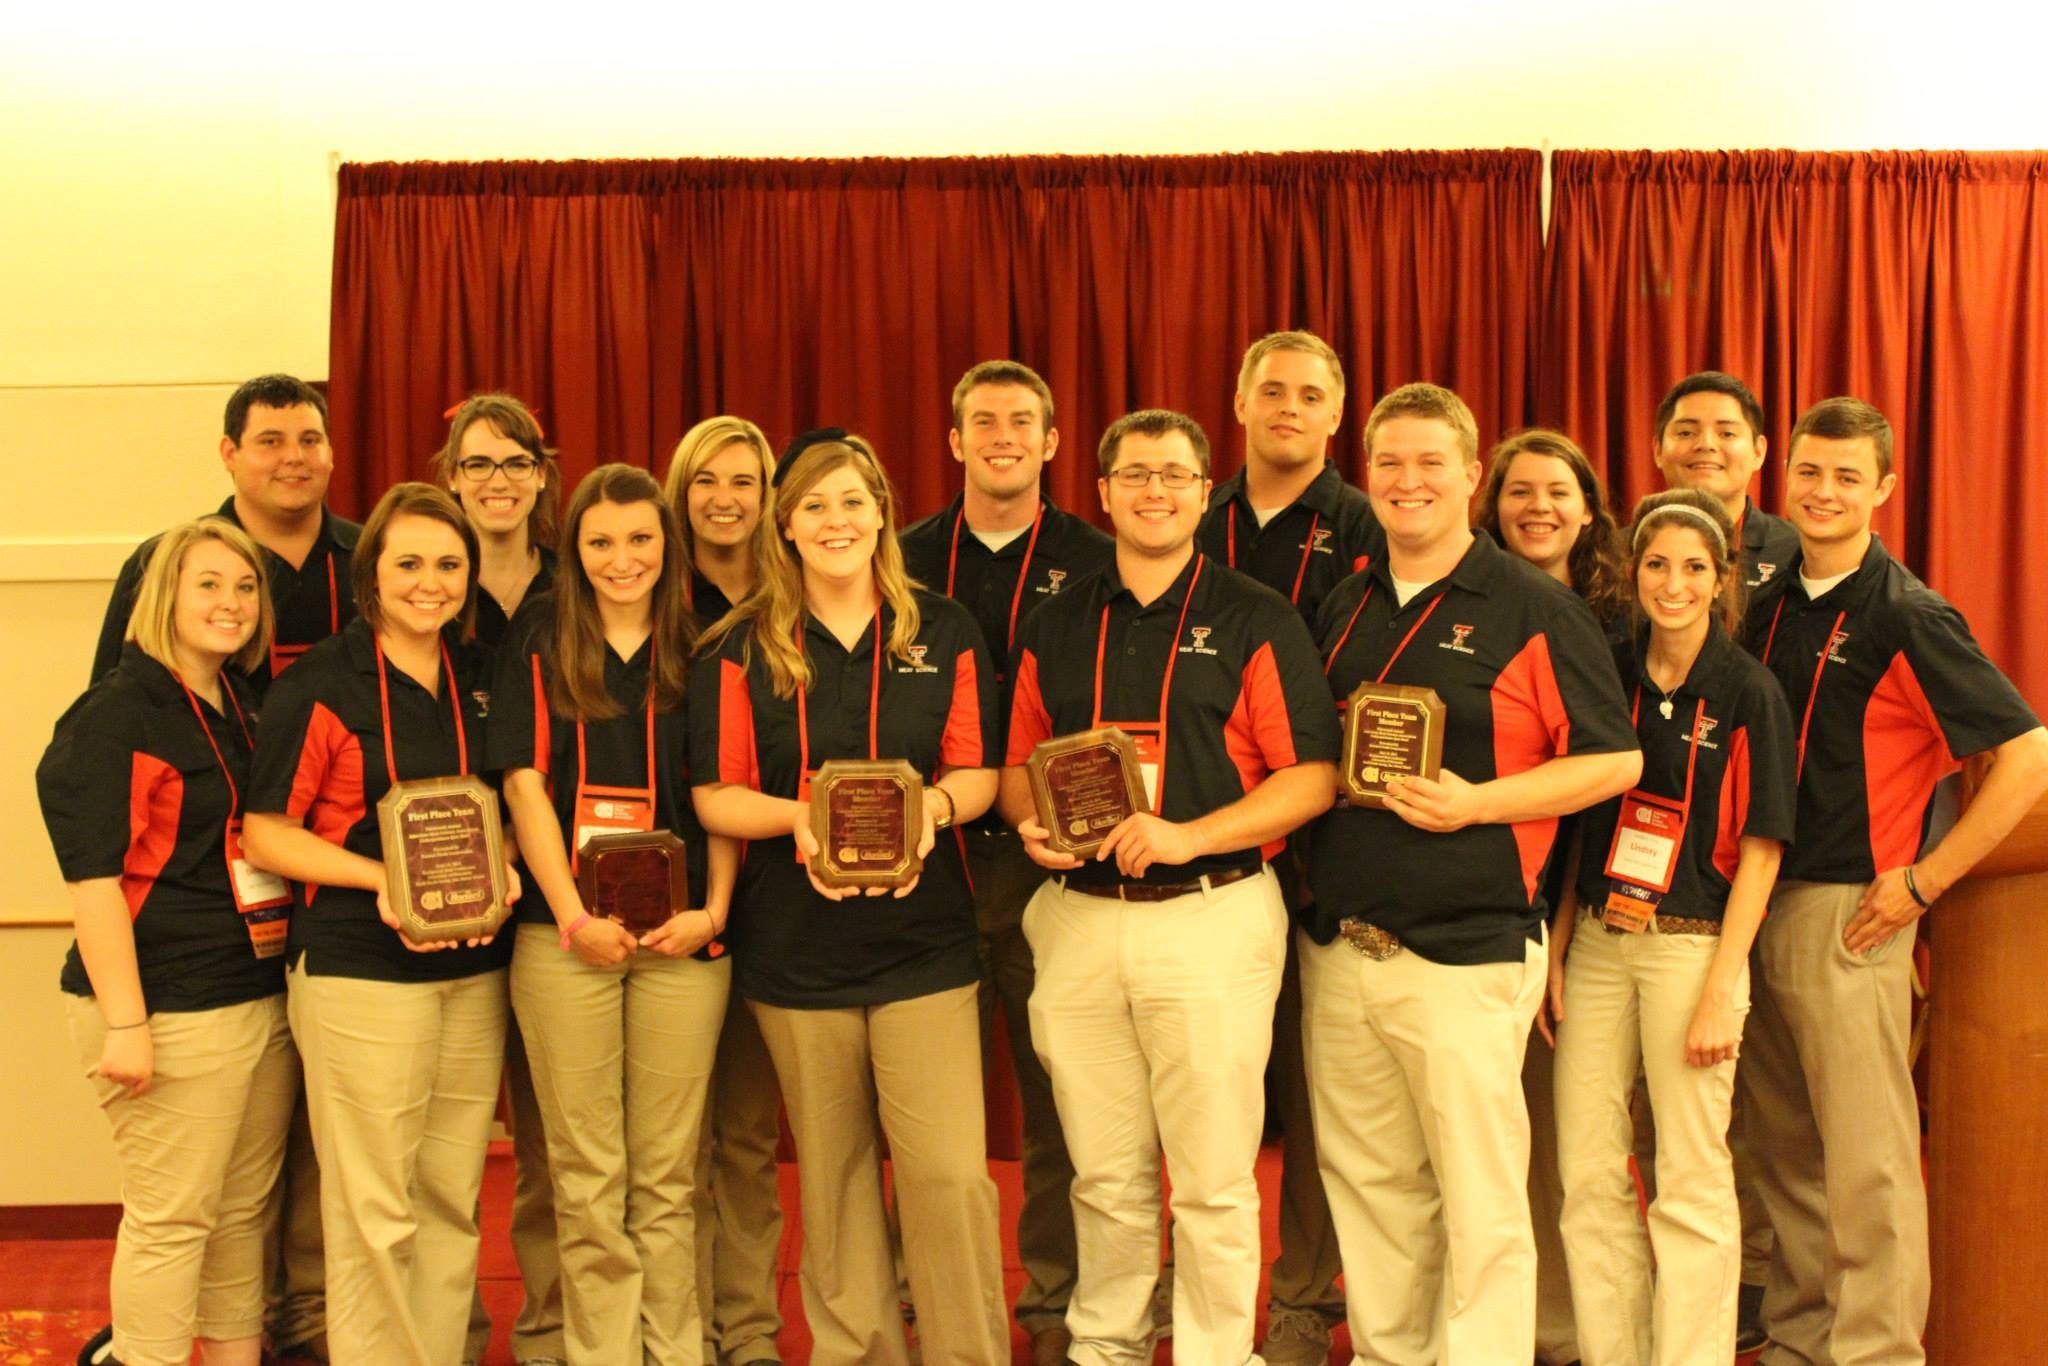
[1925,772,2048,1360]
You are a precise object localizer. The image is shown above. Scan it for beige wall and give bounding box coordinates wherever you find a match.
[5,0,2046,1204]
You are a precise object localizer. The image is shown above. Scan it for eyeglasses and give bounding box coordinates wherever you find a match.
[456,455,541,482]
[1106,464,1202,490]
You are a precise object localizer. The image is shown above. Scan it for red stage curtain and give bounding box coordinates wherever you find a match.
[1543,150,2048,704]
[328,152,1541,530]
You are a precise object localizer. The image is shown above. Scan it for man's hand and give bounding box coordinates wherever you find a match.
[1382,769,1489,833]
[1096,813,1202,879]
[1843,866,1928,956]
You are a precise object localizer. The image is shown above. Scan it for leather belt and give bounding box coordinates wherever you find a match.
[1596,909,1723,937]
[1337,917,1403,960]
[1065,867,1258,903]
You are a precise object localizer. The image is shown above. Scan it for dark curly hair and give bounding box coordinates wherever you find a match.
[1479,428,1631,627]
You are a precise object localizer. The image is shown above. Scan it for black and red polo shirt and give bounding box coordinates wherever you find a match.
[1573,625,1798,920]
[1305,534,1638,964]
[40,645,283,1012]
[485,596,709,931]
[686,591,998,1009]
[1005,551,1340,889]
[687,569,736,626]
[92,499,362,695]
[1737,498,1801,593]
[901,492,1113,688]
[1741,536,2039,884]
[1199,460,1383,625]
[245,617,511,981]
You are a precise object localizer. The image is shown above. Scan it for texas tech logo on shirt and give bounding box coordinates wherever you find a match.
[1754,563,1778,583]
[470,689,491,718]
[1309,528,1333,555]
[1440,624,1478,655]
[897,644,940,674]
[1691,714,1721,750]
[1180,625,1219,656]
[1825,630,1851,665]
[1042,569,1068,596]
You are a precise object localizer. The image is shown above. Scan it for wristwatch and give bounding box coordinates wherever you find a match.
[930,785,955,830]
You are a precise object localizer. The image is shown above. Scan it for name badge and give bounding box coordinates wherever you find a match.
[574,789,655,864]
[1601,789,1687,933]
[225,818,290,958]
[1131,731,1162,810]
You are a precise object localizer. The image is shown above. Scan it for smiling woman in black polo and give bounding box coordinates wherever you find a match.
[689,431,1006,1366]
[40,517,296,1366]
[1551,489,1795,1366]
[243,483,516,1366]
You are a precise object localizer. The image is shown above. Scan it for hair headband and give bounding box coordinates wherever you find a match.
[1632,503,1728,556]
[774,427,849,488]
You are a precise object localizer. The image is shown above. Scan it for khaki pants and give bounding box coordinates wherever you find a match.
[695,987,788,1365]
[464,1012,566,1363]
[1741,881,1926,1366]
[1555,919,1746,1366]
[262,1091,327,1353]
[964,827,1076,1332]
[1266,850,1344,1322]
[1025,869,1287,1366]
[752,983,1006,1366]
[511,923,728,1364]
[1300,927,1546,1366]
[70,994,298,1366]
[288,963,508,1366]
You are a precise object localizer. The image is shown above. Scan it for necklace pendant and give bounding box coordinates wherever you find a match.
[1659,698,1675,720]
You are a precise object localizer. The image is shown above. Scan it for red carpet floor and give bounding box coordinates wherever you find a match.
[0,1142,1764,1364]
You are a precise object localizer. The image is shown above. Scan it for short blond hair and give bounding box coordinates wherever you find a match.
[128,517,273,675]
[1363,382,1480,466]
[1237,330,1345,398]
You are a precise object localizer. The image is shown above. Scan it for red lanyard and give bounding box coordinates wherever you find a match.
[1089,556,1205,812]
[268,553,341,677]
[176,674,256,818]
[576,644,658,801]
[795,613,884,776]
[373,637,469,781]
[1322,580,1447,683]
[947,503,1046,659]
[1630,687,1707,813]
[1226,504,1320,607]
[1759,598,1846,780]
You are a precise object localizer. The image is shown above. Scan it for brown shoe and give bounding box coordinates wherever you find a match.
[1030,1322,1074,1366]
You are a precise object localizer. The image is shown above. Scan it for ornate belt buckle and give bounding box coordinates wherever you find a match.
[1338,917,1403,961]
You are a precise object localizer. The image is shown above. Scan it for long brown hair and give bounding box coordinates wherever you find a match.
[1627,488,1744,635]
[1479,429,1631,626]
[708,434,920,698]
[549,464,694,719]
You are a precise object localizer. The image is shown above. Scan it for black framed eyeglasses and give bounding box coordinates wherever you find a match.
[456,455,541,482]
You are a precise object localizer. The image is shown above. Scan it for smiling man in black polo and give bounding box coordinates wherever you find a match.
[998,408,1337,1366]
[1738,397,2048,1366]
[1651,371,1800,593]
[1301,381,1639,1364]
[900,359,1112,1365]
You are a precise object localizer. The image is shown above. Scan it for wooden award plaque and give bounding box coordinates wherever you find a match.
[1025,726,1146,858]
[576,829,688,935]
[375,774,512,942]
[808,759,923,890]
[1342,681,1446,808]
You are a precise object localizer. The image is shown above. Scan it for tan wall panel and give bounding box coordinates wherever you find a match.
[0,928,120,1204]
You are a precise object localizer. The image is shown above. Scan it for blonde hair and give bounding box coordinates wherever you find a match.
[1236,330,1346,398]
[1363,382,1480,466]
[128,517,273,675]
[709,434,922,698]
[662,415,775,582]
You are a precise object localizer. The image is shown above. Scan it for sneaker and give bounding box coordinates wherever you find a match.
[76,1325,114,1366]
[1736,1281,1767,1353]
[1259,1305,1333,1366]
